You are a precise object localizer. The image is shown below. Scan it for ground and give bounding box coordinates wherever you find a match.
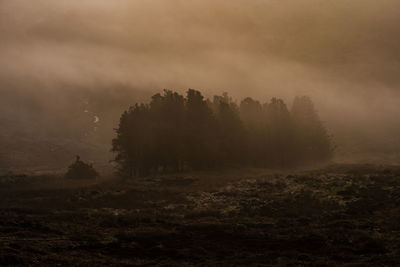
[1,164,400,266]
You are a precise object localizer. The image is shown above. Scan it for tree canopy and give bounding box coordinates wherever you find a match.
[112,89,333,177]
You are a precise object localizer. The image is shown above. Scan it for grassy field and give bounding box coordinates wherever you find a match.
[1,164,400,266]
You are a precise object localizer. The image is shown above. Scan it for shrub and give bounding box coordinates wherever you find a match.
[65,156,99,179]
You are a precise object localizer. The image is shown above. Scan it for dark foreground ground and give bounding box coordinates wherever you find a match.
[1,164,400,266]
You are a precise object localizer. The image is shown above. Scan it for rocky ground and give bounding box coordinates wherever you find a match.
[1,164,400,266]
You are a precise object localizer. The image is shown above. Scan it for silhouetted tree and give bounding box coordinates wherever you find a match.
[185,89,217,169]
[212,93,246,166]
[150,90,186,172]
[291,96,333,164]
[65,155,98,179]
[112,104,154,177]
[264,98,296,167]
[240,97,265,166]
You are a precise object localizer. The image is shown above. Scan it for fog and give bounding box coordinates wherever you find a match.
[1,0,400,171]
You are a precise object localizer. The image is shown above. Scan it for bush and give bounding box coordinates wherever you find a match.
[65,156,99,179]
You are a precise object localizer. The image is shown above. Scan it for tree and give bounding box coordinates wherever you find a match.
[212,93,246,166]
[240,97,263,128]
[184,89,217,169]
[264,98,296,167]
[291,96,333,164]
[240,97,265,166]
[111,104,154,177]
[150,90,186,172]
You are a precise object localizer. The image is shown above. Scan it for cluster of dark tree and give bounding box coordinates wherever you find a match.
[65,156,99,179]
[112,89,333,177]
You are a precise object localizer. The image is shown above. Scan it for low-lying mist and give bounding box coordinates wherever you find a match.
[1,0,400,172]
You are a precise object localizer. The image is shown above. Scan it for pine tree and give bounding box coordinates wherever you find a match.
[291,96,333,164]
[264,98,296,167]
[185,89,216,169]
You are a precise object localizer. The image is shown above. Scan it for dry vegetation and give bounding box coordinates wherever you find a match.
[1,164,400,265]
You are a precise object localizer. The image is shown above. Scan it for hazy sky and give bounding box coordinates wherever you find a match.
[1,0,400,159]
[2,0,400,91]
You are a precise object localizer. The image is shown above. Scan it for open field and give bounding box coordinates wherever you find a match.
[1,164,400,266]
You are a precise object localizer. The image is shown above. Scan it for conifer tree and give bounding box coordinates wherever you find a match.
[291,96,333,164]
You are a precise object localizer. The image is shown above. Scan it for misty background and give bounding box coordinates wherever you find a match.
[1,0,400,173]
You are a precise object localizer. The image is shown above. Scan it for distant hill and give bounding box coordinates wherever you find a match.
[0,83,151,174]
